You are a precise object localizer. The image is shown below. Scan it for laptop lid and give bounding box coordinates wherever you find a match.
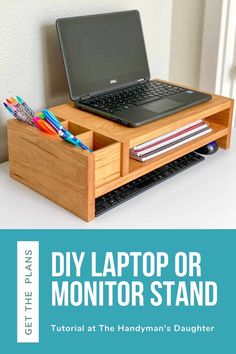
[56,10,150,101]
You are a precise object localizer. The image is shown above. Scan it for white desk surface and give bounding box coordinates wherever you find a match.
[1,131,236,229]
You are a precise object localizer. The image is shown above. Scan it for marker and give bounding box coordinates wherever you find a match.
[44,117,60,133]
[39,112,63,135]
[39,112,59,132]
[4,101,34,126]
[59,129,93,152]
[6,98,13,105]
[32,117,42,129]
[42,109,62,127]
[3,102,24,122]
[42,109,92,152]
[37,119,57,135]
[16,96,35,117]
[41,113,61,133]
[42,109,60,122]
[7,97,33,124]
[11,104,34,125]
[10,96,32,116]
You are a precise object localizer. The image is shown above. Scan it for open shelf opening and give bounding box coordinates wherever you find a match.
[129,120,228,174]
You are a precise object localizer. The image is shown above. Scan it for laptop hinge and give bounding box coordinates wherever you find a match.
[80,94,91,101]
[78,78,148,101]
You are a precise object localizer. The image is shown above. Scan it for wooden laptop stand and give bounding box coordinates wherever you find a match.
[8,88,234,221]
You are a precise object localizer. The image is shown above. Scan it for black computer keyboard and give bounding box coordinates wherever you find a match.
[95,152,204,216]
[82,81,187,114]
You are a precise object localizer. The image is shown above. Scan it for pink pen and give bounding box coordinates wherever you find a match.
[32,116,43,129]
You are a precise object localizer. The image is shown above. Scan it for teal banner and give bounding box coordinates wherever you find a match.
[2,230,236,354]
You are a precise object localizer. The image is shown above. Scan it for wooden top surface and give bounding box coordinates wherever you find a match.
[51,93,232,147]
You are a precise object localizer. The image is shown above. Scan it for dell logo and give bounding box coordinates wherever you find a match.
[110,79,117,84]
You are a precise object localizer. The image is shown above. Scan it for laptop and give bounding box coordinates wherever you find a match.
[56,10,212,127]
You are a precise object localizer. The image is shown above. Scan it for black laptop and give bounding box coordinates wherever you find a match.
[56,10,212,127]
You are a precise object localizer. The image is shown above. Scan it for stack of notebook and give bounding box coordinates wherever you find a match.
[130,119,212,162]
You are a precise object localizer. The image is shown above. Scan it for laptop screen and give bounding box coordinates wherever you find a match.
[56,10,150,100]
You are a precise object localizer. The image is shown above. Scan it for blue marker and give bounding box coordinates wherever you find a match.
[42,109,61,124]
[59,128,93,152]
[42,109,93,152]
[41,114,60,133]
[16,96,35,117]
[42,110,63,130]
[59,130,93,152]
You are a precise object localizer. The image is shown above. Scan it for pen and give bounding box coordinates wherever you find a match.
[3,102,24,122]
[16,96,35,117]
[59,130,93,152]
[33,117,57,135]
[42,109,63,128]
[42,109,93,152]
[41,112,61,133]
[42,111,72,139]
[10,97,33,117]
[7,98,34,125]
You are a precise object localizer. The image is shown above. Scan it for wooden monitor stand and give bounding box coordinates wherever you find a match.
[8,90,234,221]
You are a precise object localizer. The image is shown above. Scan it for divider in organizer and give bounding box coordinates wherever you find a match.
[60,120,121,188]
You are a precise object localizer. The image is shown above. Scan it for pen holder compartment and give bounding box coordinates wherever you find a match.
[61,120,90,135]
[60,120,121,187]
[74,130,121,188]
[7,118,121,221]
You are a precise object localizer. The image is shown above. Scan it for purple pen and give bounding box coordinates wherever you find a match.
[43,116,60,133]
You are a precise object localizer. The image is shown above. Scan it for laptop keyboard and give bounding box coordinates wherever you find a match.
[95,152,204,216]
[81,81,187,114]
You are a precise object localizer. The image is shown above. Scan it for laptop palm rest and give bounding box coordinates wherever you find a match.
[119,99,183,124]
[143,99,183,114]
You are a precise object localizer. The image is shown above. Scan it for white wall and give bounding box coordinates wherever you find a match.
[199,0,236,126]
[199,0,225,93]
[169,0,205,88]
[0,0,173,163]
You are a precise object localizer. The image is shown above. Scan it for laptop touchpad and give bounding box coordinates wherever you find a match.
[143,99,183,113]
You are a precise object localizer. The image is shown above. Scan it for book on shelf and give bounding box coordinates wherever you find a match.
[131,120,208,156]
[130,120,212,162]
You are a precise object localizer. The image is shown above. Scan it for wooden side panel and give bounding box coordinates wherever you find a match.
[206,100,234,149]
[7,120,95,221]
[120,141,130,176]
[94,142,121,187]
